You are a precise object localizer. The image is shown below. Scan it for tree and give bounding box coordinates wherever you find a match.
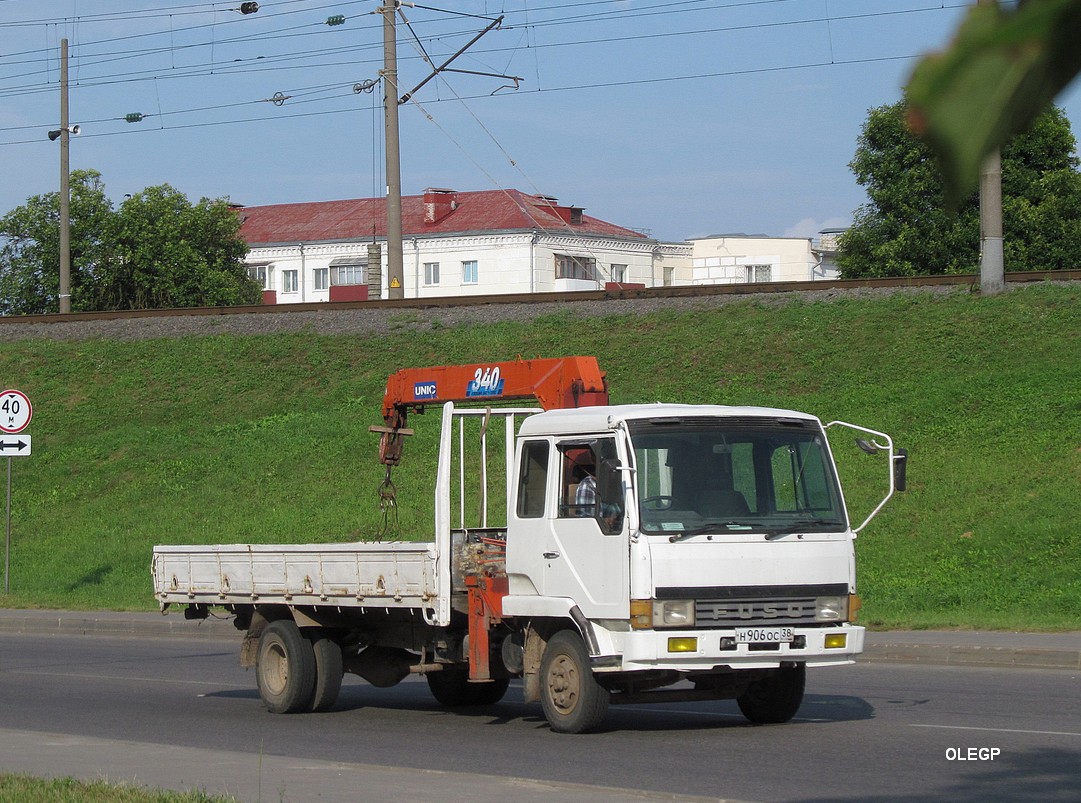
[0,174,260,314]
[93,185,260,310]
[837,103,1081,278]
[0,169,114,315]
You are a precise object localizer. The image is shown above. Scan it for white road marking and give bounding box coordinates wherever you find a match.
[912,723,1081,738]
[9,669,247,688]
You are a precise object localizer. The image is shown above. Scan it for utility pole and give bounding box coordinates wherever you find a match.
[59,38,72,314]
[979,149,1004,294]
[378,6,515,300]
[977,0,1004,295]
[382,4,405,300]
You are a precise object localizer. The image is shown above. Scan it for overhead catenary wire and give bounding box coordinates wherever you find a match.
[0,1,967,142]
[0,1,968,88]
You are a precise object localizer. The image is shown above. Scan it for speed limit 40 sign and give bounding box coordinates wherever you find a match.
[0,390,32,434]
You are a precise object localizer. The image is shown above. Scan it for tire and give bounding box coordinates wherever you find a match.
[737,664,806,724]
[427,668,510,706]
[539,630,609,734]
[309,635,344,713]
[255,620,316,714]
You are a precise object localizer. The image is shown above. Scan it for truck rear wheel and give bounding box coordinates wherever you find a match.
[309,634,344,712]
[426,669,510,706]
[540,630,609,734]
[256,620,316,714]
[737,663,805,724]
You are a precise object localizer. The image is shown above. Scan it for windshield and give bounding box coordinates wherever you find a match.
[629,417,846,536]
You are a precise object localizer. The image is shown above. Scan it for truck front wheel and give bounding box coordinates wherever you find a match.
[540,630,609,734]
[256,620,316,714]
[736,663,805,724]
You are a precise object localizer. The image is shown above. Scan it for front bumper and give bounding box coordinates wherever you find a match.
[593,624,865,672]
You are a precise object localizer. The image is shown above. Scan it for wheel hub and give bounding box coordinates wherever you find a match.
[547,654,581,714]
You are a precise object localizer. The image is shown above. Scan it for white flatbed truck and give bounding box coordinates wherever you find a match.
[152,358,905,733]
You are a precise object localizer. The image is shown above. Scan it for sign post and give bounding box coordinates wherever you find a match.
[1,389,33,595]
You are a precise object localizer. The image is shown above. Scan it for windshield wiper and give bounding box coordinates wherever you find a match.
[764,519,845,540]
[667,521,754,543]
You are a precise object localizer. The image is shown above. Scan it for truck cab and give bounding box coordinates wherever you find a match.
[499,403,901,731]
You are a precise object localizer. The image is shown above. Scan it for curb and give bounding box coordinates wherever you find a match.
[2,610,1080,671]
[0,609,237,639]
[860,638,1081,671]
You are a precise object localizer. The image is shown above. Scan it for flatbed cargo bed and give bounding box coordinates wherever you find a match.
[152,541,438,611]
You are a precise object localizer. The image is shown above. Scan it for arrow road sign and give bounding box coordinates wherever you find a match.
[0,435,30,457]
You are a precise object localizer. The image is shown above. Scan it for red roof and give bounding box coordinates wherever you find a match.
[238,188,647,245]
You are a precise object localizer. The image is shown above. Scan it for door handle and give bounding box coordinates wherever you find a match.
[543,551,560,559]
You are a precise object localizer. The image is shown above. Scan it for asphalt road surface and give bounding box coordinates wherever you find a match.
[1,632,1079,802]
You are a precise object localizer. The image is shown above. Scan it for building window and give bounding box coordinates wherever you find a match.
[248,265,269,290]
[663,266,674,287]
[746,264,772,283]
[424,262,440,286]
[332,264,366,286]
[611,264,627,283]
[462,260,478,285]
[314,268,329,291]
[555,254,596,281]
[282,270,299,294]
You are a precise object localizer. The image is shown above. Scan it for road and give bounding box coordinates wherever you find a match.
[1,632,1079,802]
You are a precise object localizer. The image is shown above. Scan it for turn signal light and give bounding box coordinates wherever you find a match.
[630,599,652,630]
[667,637,698,653]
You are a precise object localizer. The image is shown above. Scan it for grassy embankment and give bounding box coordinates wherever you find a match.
[0,774,231,802]
[0,283,1078,629]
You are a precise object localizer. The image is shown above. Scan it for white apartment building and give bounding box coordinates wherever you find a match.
[688,234,840,286]
[240,188,690,303]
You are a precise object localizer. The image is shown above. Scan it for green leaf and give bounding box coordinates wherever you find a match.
[905,0,1081,206]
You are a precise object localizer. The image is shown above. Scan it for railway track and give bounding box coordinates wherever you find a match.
[1,270,1077,327]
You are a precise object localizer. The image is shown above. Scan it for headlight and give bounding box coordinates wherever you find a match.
[814,595,849,622]
[653,599,695,628]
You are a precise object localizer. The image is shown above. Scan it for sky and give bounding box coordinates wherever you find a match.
[2,0,1080,244]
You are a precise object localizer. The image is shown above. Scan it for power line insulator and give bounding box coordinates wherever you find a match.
[327,15,346,26]
[125,113,145,123]
[239,2,260,14]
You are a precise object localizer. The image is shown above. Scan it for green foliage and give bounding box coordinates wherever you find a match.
[0,284,1079,629]
[0,774,233,802]
[838,103,1081,277]
[906,0,1081,204]
[0,172,259,314]
[96,187,258,309]
[0,170,114,315]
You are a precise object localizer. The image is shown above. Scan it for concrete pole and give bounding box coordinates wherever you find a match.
[977,0,1005,296]
[59,38,72,313]
[979,148,1005,294]
[382,4,405,300]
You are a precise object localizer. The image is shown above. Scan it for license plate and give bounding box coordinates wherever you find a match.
[735,627,795,644]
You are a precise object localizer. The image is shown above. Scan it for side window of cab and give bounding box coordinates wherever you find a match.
[516,440,549,518]
[556,439,624,533]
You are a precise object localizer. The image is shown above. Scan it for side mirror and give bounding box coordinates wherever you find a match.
[894,448,908,492]
[855,438,907,492]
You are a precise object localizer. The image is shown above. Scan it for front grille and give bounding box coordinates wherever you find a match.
[696,596,818,627]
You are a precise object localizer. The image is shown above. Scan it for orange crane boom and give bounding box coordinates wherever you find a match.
[375,356,608,466]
